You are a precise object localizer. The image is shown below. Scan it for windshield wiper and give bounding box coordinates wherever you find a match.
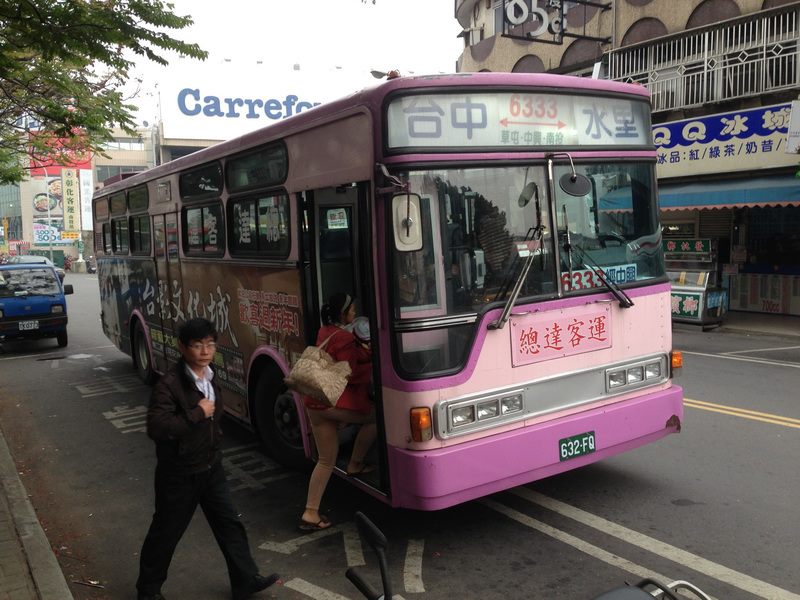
[565,241,635,309]
[493,225,542,302]
[488,240,541,330]
[561,205,574,286]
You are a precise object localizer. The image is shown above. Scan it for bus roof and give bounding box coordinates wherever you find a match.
[96,72,651,197]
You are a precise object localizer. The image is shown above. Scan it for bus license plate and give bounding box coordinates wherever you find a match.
[18,320,39,331]
[559,431,596,462]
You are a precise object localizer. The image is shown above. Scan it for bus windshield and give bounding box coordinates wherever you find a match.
[391,162,665,320]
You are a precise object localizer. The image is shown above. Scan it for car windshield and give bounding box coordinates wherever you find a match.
[0,268,61,297]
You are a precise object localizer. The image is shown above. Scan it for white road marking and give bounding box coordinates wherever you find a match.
[681,350,800,369]
[282,579,351,600]
[0,351,63,361]
[0,345,114,361]
[258,522,359,558]
[482,499,669,583]
[403,539,425,593]
[722,345,800,355]
[102,405,147,433]
[74,374,144,397]
[259,521,364,564]
[512,488,800,600]
[284,578,407,600]
[344,522,366,568]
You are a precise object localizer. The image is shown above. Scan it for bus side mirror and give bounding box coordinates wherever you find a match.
[392,193,423,252]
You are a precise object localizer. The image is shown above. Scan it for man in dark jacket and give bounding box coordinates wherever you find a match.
[136,318,278,600]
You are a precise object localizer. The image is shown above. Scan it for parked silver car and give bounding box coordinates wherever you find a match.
[7,255,66,282]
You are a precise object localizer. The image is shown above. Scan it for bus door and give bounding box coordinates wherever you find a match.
[301,182,385,487]
[305,185,366,321]
[152,212,183,368]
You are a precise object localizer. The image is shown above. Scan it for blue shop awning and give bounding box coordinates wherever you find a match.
[657,176,800,211]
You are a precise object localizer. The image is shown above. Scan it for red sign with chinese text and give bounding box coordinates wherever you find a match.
[510,303,612,366]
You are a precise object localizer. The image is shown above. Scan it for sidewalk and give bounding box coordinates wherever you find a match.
[0,428,73,600]
[0,311,798,600]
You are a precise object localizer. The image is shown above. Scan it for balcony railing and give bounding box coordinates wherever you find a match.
[607,5,800,113]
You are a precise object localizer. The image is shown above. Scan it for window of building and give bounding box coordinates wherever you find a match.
[96,165,142,185]
[101,137,145,151]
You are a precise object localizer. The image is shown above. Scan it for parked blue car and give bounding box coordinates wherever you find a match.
[0,264,74,347]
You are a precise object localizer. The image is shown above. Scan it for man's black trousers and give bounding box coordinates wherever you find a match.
[136,460,259,594]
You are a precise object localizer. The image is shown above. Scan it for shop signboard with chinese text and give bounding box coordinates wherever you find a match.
[671,292,702,319]
[62,168,80,232]
[653,104,794,178]
[663,238,711,256]
[33,222,72,246]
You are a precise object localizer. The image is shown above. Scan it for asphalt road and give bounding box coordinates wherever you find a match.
[0,273,798,600]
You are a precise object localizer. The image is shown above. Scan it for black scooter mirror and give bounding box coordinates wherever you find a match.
[559,172,592,197]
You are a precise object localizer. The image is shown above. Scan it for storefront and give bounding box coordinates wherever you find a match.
[655,103,800,316]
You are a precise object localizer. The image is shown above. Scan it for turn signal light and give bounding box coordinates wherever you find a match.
[410,407,433,442]
[670,351,683,371]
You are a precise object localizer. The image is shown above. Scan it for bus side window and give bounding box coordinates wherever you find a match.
[111,218,128,254]
[102,223,112,254]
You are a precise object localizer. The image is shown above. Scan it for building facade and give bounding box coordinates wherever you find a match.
[455,0,800,315]
[0,129,155,267]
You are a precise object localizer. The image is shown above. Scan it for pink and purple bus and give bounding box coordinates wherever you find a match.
[94,73,683,510]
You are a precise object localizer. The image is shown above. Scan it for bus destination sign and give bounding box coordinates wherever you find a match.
[387,92,650,149]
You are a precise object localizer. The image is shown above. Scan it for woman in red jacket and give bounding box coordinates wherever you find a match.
[299,293,376,531]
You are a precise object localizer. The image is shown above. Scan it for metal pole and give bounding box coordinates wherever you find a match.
[43,164,54,262]
[29,155,55,262]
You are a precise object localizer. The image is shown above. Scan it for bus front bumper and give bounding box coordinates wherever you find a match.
[386,384,683,511]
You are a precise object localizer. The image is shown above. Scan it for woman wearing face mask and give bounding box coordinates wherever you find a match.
[299,293,376,531]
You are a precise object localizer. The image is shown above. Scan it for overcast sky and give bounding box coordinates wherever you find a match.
[127,0,463,125]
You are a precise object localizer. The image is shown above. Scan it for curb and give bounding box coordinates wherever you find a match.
[0,428,73,599]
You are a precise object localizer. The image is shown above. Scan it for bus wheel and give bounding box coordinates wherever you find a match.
[56,330,68,347]
[133,321,156,384]
[254,374,308,470]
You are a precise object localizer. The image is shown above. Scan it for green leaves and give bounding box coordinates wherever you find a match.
[0,0,207,183]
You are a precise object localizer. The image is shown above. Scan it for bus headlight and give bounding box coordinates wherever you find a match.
[645,361,661,379]
[500,393,523,414]
[608,370,626,388]
[627,366,644,383]
[477,400,499,421]
[451,405,475,427]
[606,355,667,393]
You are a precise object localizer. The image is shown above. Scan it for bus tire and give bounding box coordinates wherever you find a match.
[56,330,68,347]
[132,321,156,385]
[254,371,308,470]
